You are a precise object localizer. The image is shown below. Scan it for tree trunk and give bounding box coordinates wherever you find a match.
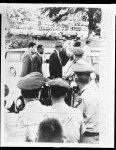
[87,8,96,41]
[87,29,94,41]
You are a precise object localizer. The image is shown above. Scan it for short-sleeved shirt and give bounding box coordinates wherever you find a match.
[77,83,99,133]
[52,102,86,142]
[4,100,55,142]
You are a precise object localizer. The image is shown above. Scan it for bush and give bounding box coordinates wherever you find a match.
[5,33,32,49]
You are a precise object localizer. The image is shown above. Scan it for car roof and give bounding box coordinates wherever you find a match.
[6,48,28,52]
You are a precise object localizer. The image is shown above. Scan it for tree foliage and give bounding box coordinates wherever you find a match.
[6,6,37,29]
[41,7,102,34]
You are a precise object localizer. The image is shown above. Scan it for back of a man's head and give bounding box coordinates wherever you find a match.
[21,88,40,99]
[37,118,63,142]
[74,41,81,47]
[28,42,36,48]
[51,86,68,99]
[76,72,91,84]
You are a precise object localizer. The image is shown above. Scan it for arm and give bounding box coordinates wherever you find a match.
[60,49,69,66]
[20,55,30,77]
[31,55,38,72]
[49,53,57,77]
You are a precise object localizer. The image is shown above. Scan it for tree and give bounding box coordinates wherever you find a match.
[6,6,36,30]
[41,7,102,40]
[86,8,101,40]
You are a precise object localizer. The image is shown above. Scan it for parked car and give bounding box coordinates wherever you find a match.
[5,48,27,77]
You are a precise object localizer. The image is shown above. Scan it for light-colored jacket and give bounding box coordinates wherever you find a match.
[20,50,33,77]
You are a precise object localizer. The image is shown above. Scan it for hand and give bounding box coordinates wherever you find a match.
[73,94,83,108]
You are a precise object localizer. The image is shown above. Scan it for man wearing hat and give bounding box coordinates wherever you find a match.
[5,72,55,142]
[49,41,63,78]
[72,63,99,143]
[47,78,86,143]
[72,47,92,66]
[63,47,93,79]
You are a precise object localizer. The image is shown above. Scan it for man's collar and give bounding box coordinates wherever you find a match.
[55,49,59,54]
[36,51,41,56]
[25,100,41,108]
[27,49,31,55]
[80,83,90,93]
[52,101,66,107]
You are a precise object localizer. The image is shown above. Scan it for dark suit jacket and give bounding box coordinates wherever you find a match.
[59,48,69,66]
[49,50,62,78]
[20,50,32,77]
[31,52,43,74]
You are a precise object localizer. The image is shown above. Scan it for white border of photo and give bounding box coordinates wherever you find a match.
[0,3,115,148]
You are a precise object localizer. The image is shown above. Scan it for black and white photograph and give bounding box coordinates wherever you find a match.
[0,3,115,147]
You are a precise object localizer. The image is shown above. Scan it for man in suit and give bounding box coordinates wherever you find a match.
[49,41,63,78]
[20,42,36,77]
[31,45,44,74]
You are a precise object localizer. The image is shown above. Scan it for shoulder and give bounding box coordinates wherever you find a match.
[22,52,31,59]
[81,87,99,103]
[32,53,39,59]
[68,106,82,114]
[50,51,57,58]
[5,113,21,125]
[51,50,56,55]
[65,105,82,115]
[66,106,84,123]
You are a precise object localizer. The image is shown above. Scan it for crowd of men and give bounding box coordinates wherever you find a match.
[4,36,99,144]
